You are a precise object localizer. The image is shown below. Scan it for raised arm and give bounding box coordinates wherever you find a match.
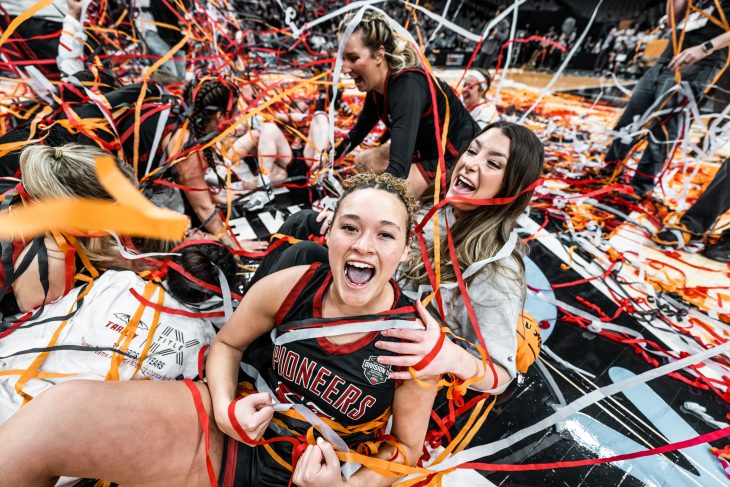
[57,0,87,76]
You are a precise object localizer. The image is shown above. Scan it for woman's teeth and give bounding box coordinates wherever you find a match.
[455,175,476,191]
[344,261,375,287]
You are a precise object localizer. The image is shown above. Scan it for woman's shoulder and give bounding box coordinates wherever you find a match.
[390,69,430,89]
[248,263,325,301]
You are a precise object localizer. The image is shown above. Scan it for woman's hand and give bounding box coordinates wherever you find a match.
[315,209,334,235]
[668,44,708,71]
[219,232,268,253]
[238,239,269,253]
[220,392,274,442]
[292,438,344,487]
[376,300,463,379]
[185,228,215,241]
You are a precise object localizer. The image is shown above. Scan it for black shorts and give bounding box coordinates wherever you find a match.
[413,154,458,185]
[218,436,293,487]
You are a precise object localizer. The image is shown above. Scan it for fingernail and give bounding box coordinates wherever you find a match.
[316,437,324,445]
[380,330,388,336]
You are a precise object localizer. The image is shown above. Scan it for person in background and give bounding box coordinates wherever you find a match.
[460,69,498,128]
[334,10,480,197]
[601,0,730,198]
[652,156,730,262]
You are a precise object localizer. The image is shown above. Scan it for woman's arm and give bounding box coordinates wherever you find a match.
[376,300,513,392]
[668,30,730,70]
[207,265,310,439]
[292,376,438,487]
[11,236,69,312]
[176,151,227,236]
[334,94,379,160]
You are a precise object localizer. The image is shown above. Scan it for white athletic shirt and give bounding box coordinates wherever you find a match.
[468,101,499,128]
[400,207,523,393]
[2,0,67,23]
[0,270,215,425]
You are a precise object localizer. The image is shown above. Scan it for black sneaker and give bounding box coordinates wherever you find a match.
[702,232,730,263]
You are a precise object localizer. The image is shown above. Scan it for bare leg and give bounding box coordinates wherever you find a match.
[233,129,260,160]
[233,130,262,190]
[354,141,390,173]
[0,380,223,487]
[258,123,291,182]
[406,164,430,198]
[303,112,331,168]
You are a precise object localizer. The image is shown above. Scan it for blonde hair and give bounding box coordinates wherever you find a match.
[19,143,137,267]
[340,10,420,72]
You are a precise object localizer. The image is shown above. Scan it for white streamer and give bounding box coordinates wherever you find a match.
[417,339,730,475]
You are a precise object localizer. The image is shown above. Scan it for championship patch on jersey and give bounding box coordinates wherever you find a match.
[362,356,391,385]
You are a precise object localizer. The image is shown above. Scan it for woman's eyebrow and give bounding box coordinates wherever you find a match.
[485,150,508,159]
[379,220,401,230]
[341,214,401,230]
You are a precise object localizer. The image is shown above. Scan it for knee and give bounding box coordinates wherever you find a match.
[260,123,281,139]
[354,150,371,168]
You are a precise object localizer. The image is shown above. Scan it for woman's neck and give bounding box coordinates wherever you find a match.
[373,67,390,95]
[323,281,395,318]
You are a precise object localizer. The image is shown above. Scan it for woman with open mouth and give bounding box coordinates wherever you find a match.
[0,173,440,487]
[386,121,545,396]
[255,121,545,400]
[333,10,480,198]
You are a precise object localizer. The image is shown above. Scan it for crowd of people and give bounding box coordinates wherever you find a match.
[0,0,728,486]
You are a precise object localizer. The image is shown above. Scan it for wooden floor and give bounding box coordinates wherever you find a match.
[433,67,637,92]
[503,69,637,91]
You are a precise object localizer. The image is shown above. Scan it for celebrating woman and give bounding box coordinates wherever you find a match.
[334,10,480,197]
[257,121,544,394]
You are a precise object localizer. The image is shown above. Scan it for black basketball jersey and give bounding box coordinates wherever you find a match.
[265,262,415,425]
[223,263,418,487]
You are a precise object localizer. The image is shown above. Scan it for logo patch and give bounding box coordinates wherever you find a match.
[114,313,148,330]
[362,356,391,385]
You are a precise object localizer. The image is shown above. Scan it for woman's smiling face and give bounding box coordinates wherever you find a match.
[446,128,511,213]
[461,75,483,106]
[341,32,388,93]
[327,188,409,309]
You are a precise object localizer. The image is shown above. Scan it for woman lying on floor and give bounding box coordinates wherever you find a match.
[0,143,240,424]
